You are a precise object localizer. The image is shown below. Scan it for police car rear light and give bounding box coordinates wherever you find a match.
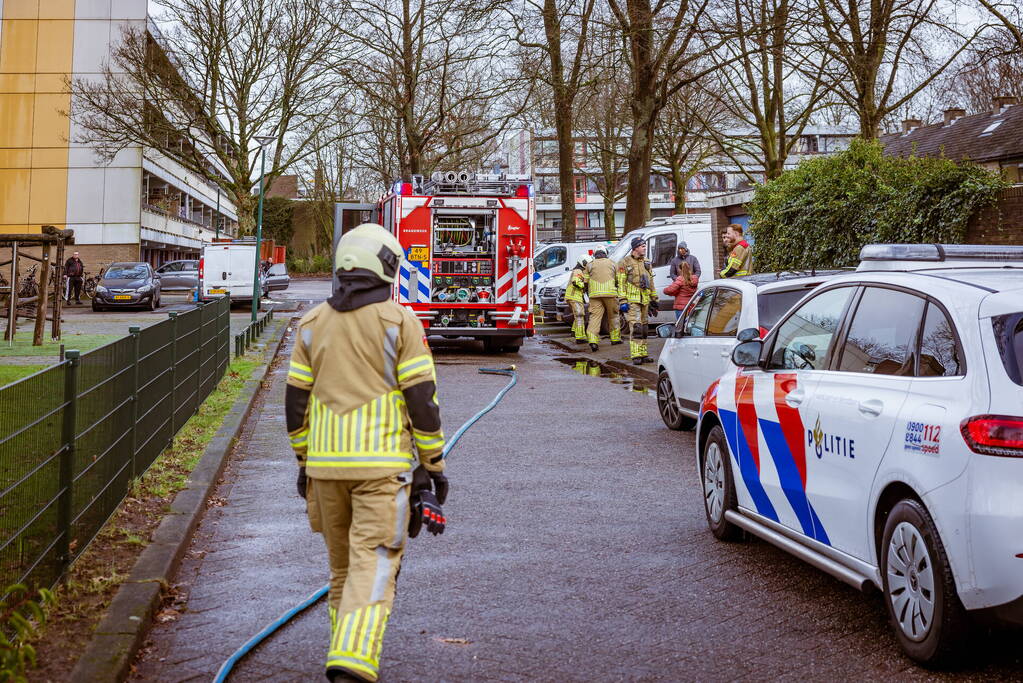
[860,243,1023,263]
[961,415,1023,457]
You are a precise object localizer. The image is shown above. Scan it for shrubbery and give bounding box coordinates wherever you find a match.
[287,254,332,274]
[748,139,1007,272]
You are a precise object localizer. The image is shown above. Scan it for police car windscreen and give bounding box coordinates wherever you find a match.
[992,312,1023,386]
[758,288,811,331]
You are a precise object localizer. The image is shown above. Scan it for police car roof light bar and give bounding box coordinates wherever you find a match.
[860,243,1023,263]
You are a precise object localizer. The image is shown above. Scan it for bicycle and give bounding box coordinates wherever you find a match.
[63,270,97,303]
[18,264,39,299]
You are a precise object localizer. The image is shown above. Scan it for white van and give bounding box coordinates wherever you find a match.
[602,214,714,308]
[533,240,614,285]
[199,241,264,303]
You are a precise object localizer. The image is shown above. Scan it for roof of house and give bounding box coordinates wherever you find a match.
[880,104,1023,163]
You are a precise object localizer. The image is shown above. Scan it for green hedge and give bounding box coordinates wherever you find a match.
[748,139,1007,272]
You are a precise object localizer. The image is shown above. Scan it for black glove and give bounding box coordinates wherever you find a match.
[410,491,446,536]
[296,466,307,499]
[411,465,449,504]
[648,299,660,316]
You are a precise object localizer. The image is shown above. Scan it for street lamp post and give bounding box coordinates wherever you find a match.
[252,136,274,322]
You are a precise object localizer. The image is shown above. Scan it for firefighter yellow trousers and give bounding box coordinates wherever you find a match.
[307,472,412,682]
[626,302,649,359]
[586,296,621,344]
[569,300,587,340]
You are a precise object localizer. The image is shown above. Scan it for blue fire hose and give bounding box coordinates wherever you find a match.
[213,366,517,682]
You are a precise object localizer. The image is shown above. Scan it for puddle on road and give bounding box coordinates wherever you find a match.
[553,357,653,396]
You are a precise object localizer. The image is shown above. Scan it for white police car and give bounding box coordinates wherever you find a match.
[696,244,1023,666]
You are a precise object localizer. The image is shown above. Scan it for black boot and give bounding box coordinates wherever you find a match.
[632,357,643,365]
[575,337,587,344]
[589,343,599,352]
[610,340,622,345]
[642,356,655,364]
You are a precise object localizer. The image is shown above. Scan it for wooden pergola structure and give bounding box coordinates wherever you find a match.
[0,225,75,345]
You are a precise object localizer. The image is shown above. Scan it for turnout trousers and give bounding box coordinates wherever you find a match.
[307,471,412,682]
[568,300,587,341]
[586,296,621,345]
[626,302,649,359]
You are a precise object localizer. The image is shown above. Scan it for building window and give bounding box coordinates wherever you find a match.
[799,135,820,154]
[589,210,604,228]
[575,177,587,200]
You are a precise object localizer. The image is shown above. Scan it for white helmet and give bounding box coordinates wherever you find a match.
[578,255,593,268]
[335,223,403,283]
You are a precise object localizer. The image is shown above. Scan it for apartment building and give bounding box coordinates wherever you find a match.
[0,0,238,272]
[501,126,856,241]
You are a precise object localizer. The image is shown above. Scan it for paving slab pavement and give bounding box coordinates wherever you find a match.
[132,329,1022,681]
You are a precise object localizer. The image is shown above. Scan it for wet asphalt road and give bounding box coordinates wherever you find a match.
[132,329,1022,681]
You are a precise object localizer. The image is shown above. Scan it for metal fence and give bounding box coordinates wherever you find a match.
[0,296,231,593]
[234,309,275,357]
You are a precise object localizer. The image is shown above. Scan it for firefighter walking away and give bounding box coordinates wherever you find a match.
[285,223,448,682]
[617,237,658,365]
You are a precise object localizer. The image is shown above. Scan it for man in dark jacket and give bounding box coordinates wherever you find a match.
[667,242,701,281]
[64,251,85,304]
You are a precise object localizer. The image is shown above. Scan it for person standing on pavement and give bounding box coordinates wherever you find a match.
[664,261,699,320]
[565,255,591,344]
[584,248,622,351]
[617,237,658,365]
[64,251,85,304]
[285,223,448,683]
[720,224,752,278]
[668,242,701,281]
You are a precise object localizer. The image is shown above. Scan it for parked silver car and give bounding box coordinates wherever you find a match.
[155,259,199,291]
[265,263,290,291]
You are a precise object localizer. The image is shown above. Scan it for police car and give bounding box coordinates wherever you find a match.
[696,244,1023,666]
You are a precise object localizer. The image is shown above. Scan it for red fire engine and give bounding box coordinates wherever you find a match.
[371,171,535,352]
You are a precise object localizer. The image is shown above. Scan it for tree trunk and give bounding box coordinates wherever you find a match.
[672,165,687,214]
[603,193,617,240]
[623,100,655,231]
[235,191,257,235]
[554,107,577,241]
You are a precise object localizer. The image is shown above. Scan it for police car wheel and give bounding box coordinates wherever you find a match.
[656,371,694,431]
[702,426,740,541]
[881,499,968,666]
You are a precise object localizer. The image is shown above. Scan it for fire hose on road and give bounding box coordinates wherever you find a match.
[213,365,518,683]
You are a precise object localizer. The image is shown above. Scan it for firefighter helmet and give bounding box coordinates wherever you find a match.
[335,223,403,283]
[577,255,592,269]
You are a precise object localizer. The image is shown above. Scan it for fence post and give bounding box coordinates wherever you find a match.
[195,304,204,412]
[129,326,140,481]
[169,312,178,437]
[59,350,80,570]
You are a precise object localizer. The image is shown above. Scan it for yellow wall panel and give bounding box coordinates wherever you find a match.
[0,169,31,223]
[0,148,32,167]
[0,73,35,92]
[38,0,76,20]
[31,147,67,168]
[34,73,65,92]
[31,92,70,147]
[28,167,67,223]
[0,93,34,147]
[35,21,74,73]
[3,1,40,20]
[0,20,39,73]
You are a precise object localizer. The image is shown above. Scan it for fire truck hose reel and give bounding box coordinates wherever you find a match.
[213,366,518,683]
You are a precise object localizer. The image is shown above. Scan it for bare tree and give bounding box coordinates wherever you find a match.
[68,0,349,233]
[508,0,598,241]
[708,0,831,180]
[575,32,631,239]
[336,0,523,183]
[652,81,727,212]
[605,0,732,231]
[976,0,1023,53]
[813,0,979,138]
[948,34,1023,112]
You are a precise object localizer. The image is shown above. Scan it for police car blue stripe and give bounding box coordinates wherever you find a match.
[759,419,829,543]
[718,409,778,522]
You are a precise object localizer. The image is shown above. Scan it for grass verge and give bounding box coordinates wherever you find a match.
[0,364,48,386]
[27,354,261,682]
[0,333,122,358]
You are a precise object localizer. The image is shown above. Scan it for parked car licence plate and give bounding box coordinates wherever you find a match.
[208,288,226,294]
[113,295,132,300]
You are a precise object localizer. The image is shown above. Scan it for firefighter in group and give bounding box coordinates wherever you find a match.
[286,223,448,683]
[584,247,622,351]
[565,255,591,343]
[617,237,658,365]
[720,223,753,277]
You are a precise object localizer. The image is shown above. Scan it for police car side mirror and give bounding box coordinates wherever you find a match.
[732,340,763,368]
[736,327,760,343]
[656,323,674,338]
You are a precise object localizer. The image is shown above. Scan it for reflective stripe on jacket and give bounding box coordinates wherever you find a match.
[565,268,588,302]
[721,241,752,277]
[585,258,618,297]
[616,255,655,304]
